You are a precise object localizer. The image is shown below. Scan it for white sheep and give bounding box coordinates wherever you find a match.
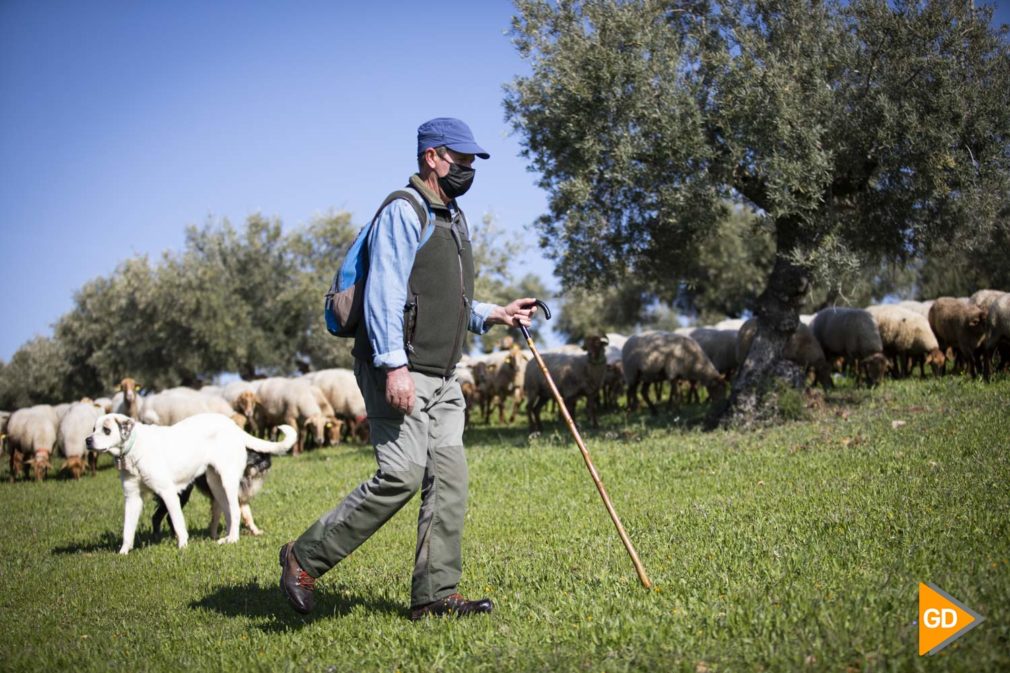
[969,289,1007,312]
[523,335,609,432]
[140,388,236,427]
[6,404,60,481]
[810,307,890,387]
[983,293,1010,378]
[58,401,104,479]
[255,377,334,454]
[482,347,530,425]
[865,304,945,378]
[301,368,367,442]
[621,331,725,414]
[736,319,832,389]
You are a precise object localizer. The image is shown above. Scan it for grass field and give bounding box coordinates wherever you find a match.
[1,376,1008,672]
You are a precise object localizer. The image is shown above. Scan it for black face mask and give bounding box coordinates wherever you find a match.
[438,161,475,199]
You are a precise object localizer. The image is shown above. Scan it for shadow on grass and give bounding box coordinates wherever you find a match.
[190,582,405,630]
[50,527,216,555]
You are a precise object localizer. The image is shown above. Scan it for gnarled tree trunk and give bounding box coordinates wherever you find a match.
[715,219,811,429]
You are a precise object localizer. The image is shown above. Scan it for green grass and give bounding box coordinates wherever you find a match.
[2,376,1008,672]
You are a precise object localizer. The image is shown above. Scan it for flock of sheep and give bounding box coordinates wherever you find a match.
[2,370,367,482]
[2,288,1007,482]
[459,288,1010,432]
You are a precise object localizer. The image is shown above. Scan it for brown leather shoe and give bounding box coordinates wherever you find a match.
[278,542,316,614]
[409,593,494,621]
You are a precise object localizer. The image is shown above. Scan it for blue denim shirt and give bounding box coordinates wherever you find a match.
[364,197,495,369]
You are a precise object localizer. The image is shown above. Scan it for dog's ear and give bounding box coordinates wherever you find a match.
[116,417,135,441]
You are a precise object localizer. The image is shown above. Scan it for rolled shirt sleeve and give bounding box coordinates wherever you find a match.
[469,301,497,335]
[364,200,425,369]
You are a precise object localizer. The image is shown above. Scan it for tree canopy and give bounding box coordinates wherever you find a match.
[506,0,1010,424]
[0,205,547,408]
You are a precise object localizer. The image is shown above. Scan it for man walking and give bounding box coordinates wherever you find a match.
[280,117,537,619]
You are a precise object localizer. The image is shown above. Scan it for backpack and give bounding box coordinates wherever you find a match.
[324,188,430,337]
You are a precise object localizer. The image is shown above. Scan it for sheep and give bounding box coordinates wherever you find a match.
[255,377,334,454]
[622,331,725,415]
[111,377,142,419]
[865,304,945,378]
[928,297,989,378]
[983,293,1010,377]
[1,410,10,456]
[93,397,113,413]
[683,328,740,378]
[58,401,104,478]
[969,289,1007,312]
[897,300,935,320]
[713,318,746,331]
[482,347,530,425]
[6,404,60,481]
[810,307,891,387]
[524,335,609,432]
[140,388,236,427]
[301,368,368,442]
[736,319,833,390]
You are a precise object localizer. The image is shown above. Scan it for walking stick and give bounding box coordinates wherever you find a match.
[519,300,652,589]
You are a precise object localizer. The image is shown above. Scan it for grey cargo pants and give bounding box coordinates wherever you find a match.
[292,359,468,608]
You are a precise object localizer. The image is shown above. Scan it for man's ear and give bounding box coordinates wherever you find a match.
[117,417,135,441]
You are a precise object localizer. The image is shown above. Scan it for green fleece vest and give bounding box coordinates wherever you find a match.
[353,175,475,376]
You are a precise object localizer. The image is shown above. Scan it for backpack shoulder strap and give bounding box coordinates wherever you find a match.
[371,187,430,236]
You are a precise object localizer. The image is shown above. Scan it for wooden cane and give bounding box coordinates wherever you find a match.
[519,300,652,589]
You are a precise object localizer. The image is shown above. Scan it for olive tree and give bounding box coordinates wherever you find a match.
[506,0,1010,425]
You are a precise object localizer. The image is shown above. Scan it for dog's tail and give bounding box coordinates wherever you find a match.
[242,425,297,455]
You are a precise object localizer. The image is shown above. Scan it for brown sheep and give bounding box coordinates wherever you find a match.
[928,298,988,377]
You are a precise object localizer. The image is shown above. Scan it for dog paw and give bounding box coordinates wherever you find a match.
[177,540,188,549]
[250,528,263,536]
[217,537,239,545]
[118,548,131,555]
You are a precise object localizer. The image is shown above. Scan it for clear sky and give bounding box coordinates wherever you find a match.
[0,0,554,362]
[2,1,1009,363]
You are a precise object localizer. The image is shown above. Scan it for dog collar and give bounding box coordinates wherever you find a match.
[119,430,138,459]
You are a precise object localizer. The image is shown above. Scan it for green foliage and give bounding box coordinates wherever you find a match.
[0,336,70,408]
[1,378,1008,671]
[506,0,1010,307]
[2,207,546,403]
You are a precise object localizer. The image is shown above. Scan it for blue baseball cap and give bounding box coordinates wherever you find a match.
[417,117,490,159]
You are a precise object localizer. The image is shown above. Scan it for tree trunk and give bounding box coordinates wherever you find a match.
[714,217,812,429]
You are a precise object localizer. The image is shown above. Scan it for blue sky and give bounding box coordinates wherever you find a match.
[1,1,1009,363]
[0,0,554,362]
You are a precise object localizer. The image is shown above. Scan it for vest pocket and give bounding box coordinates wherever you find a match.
[403,295,419,354]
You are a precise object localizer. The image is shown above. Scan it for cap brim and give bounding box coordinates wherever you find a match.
[446,141,490,159]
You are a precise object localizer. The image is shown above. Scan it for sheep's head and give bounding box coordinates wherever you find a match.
[32,449,52,481]
[64,454,85,480]
[583,335,609,364]
[861,353,891,387]
[324,417,344,446]
[119,378,138,402]
[926,348,946,376]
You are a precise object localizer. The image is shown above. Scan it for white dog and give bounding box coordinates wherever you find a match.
[86,412,296,554]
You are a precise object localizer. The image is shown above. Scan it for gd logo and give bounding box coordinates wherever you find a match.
[918,582,985,656]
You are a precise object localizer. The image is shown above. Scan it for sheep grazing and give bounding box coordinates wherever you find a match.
[683,328,740,379]
[524,335,609,432]
[6,405,60,481]
[58,401,104,478]
[736,319,833,389]
[1,410,10,455]
[483,347,530,425]
[897,300,934,320]
[622,331,725,415]
[255,377,334,454]
[928,297,989,378]
[302,368,368,443]
[865,304,945,378]
[810,307,891,387]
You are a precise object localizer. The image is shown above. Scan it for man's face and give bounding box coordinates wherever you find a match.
[434,147,475,177]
